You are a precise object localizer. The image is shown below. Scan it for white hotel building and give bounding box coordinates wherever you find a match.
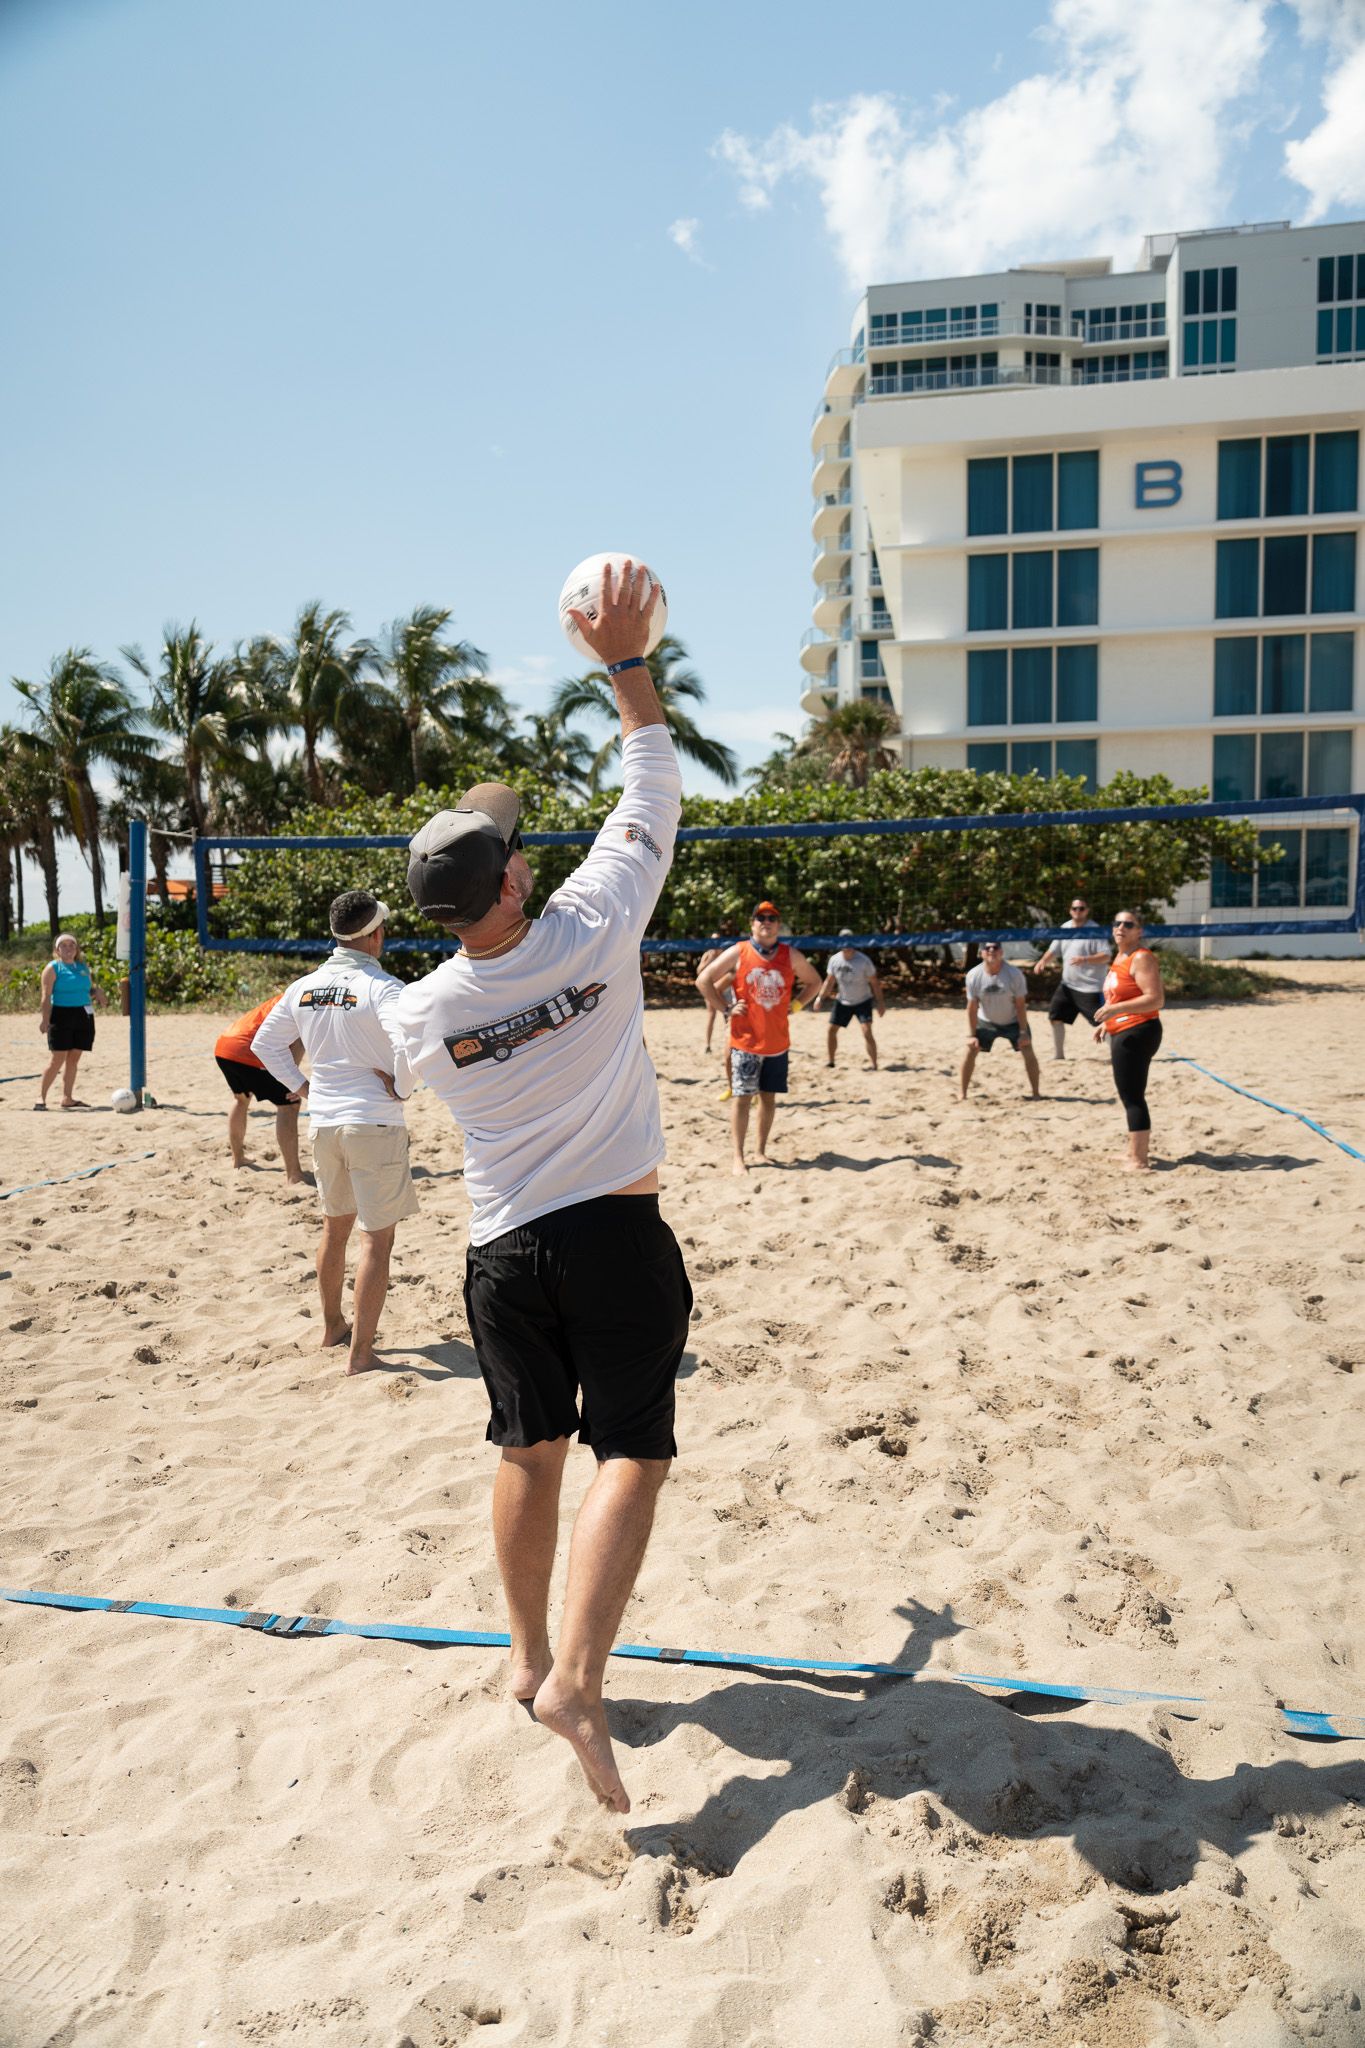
[802,220,1365,952]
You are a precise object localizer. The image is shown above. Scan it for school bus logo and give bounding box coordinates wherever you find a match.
[299,985,357,1010]
[444,982,607,1069]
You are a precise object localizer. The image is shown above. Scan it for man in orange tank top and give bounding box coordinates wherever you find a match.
[214,992,307,1183]
[695,901,822,1174]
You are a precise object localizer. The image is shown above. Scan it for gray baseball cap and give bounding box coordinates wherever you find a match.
[407,782,522,923]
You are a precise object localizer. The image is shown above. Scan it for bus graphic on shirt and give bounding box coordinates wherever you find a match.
[299,985,357,1010]
[443,982,607,1069]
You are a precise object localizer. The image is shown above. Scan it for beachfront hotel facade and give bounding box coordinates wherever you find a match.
[803,220,1365,953]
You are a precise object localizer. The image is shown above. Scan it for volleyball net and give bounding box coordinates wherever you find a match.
[193,792,1364,957]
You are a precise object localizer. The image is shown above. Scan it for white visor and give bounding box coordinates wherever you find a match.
[333,898,390,941]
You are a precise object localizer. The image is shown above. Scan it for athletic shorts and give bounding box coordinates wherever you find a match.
[215,1055,294,1107]
[974,1022,1021,1054]
[47,1007,95,1054]
[463,1194,692,1461]
[729,1048,789,1096]
[1048,983,1103,1026]
[311,1123,419,1231]
[831,999,874,1029]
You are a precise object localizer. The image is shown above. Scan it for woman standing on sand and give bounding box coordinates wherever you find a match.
[36,932,106,1110]
[1094,909,1165,1171]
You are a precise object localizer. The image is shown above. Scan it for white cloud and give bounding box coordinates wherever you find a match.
[489,653,560,704]
[714,0,1271,285]
[667,217,706,265]
[1283,2,1365,217]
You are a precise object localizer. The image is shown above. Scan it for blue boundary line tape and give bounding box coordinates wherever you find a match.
[0,1072,42,1083]
[1170,1058,1365,1164]
[0,1152,155,1201]
[3,1588,1360,1741]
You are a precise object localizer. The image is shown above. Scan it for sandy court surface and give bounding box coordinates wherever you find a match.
[2,976,1364,2048]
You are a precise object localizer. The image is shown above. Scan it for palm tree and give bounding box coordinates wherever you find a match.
[12,649,151,929]
[0,737,67,936]
[106,755,191,907]
[267,601,375,803]
[798,700,900,789]
[369,606,496,792]
[517,709,596,796]
[549,634,739,791]
[123,623,239,836]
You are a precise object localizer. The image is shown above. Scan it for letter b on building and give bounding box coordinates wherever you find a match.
[1135,459,1182,508]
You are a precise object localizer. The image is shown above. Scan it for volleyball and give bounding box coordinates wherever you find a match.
[557,552,667,662]
[110,1087,138,1113]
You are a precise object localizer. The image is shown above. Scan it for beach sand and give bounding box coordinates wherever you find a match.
[2,972,1364,2047]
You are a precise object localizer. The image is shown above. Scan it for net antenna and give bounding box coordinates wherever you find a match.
[194,793,1365,957]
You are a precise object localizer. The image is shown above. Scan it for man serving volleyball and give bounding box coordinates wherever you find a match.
[386,559,689,1817]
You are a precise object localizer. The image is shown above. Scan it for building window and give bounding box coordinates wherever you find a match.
[1310,632,1354,711]
[1182,265,1237,373]
[967,649,1007,725]
[968,548,1099,631]
[1215,532,1357,618]
[966,739,1096,785]
[1316,252,1365,360]
[1074,301,1166,343]
[860,683,893,706]
[1213,828,1352,911]
[1076,349,1168,384]
[967,450,1098,536]
[1213,728,1355,803]
[967,645,1099,726]
[1216,431,1358,520]
[1025,350,1061,379]
[859,638,886,682]
[1024,302,1060,336]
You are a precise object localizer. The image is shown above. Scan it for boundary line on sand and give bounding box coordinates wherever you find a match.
[3,1587,1361,1741]
[0,1153,156,1201]
[1168,1057,1365,1163]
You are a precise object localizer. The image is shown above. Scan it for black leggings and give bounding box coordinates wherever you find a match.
[1109,1016,1163,1132]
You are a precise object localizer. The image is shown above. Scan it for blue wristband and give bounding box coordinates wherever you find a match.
[605,657,648,677]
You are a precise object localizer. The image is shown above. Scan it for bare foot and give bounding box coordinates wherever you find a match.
[231,1157,249,1169]
[1120,1158,1150,1173]
[319,1321,351,1351]
[345,1350,382,1375]
[533,1671,629,1813]
[60,1099,90,1110]
[755,1152,776,1168]
[511,1643,553,1702]
[730,1156,748,1176]
[284,1174,307,1187]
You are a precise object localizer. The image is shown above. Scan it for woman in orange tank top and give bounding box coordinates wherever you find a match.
[1093,908,1165,1172]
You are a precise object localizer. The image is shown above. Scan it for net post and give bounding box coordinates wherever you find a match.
[128,819,147,1105]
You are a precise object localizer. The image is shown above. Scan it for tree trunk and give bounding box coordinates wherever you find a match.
[15,849,24,932]
[153,835,171,906]
[304,727,323,804]
[80,778,106,931]
[410,718,422,793]
[37,825,59,936]
[186,750,208,836]
[0,845,10,943]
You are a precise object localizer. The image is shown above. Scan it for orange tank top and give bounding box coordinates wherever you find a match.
[728,941,795,1057]
[214,993,283,1068]
[1102,949,1157,1035]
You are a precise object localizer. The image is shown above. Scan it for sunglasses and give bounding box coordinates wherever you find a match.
[754,913,780,923]
[1113,918,1137,928]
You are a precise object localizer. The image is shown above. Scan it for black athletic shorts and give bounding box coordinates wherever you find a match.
[215,1054,295,1107]
[463,1194,693,1462]
[47,1007,95,1053]
[1048,983,1103,1026]
[831,998,874,1028]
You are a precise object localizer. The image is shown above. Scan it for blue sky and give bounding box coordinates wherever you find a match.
[2,0,1362,907]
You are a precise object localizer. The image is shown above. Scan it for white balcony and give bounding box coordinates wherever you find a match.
[811,487,853,539]
[867,315,1071,351]
[799,627,844,675]
[824,344,866,398]
[1072,318,1168,347]
[857,609,894,635]
[811,531,852,581]
[811,441,852,493]
[813,577,853,629]
[800,679,837,718]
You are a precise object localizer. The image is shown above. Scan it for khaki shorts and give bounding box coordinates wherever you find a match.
[312,1123,419,1232]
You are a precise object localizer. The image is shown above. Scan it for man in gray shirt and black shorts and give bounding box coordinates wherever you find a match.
[1029,891,1112,1059]
[812,930,886,1070]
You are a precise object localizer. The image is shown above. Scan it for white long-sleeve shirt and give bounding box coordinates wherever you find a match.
[252,945,411,1127]
[385,725,682,1245]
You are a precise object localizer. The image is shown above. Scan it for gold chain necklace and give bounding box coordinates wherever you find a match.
[460,917,531,961]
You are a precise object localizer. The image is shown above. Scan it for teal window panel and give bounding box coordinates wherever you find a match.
[1054,738,1097,786]
[967,457,1008,535]
[1260,634,1305,715]
[1012,551,1054,630]
[1260,730,1305,800]
[1056,547,1098,627]
[967,742,1007,774]
[1305,828,1351,907]
[1256,829,1302,908]
[967,554,1008,631]
[1011,646,1052,723]
[1265,435,1309,517]
[1309,633,1353,713]
[1056,643,1098,722]
[1010,741,1052,778]
[1012,453,1053,534]
[1213,733,1255,802]
[1057,450,1099,530]
[1313,431,1358,513]
[1262,534,1308,615]
[1214,638,1257,716]
[1211,858,1254,909]
[967,649,1007,726]
[1217,439,1260,519]
[1216,539,1259,617]
[1307,728,1352,796]
[1311,531,1356,613]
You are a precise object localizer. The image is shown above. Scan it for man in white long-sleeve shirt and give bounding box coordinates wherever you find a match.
[386,563,688,1816]
[252,891,417,1375]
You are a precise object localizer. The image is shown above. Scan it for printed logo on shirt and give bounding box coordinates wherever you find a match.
[623,822,662,861]
[299,985,358,1010]
[744,965,789,1011]
[444,981,607,1069]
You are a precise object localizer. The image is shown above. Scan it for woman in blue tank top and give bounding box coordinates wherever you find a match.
[37,932,105,1109]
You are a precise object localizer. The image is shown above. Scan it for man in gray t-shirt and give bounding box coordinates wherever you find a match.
[1029,890,1111,1059]
[812,931,886,1070]
[959,941,1041,1102]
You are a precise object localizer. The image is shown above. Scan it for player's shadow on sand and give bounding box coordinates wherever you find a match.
[1165,1150,1319,1173]
[784,1151,926,1174]
[399,1339,481,1378]
[409,1164,464,1183]
[618,1598,1365,1893]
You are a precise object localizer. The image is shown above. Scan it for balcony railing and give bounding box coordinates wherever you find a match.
[812,531,853,560]
[1073,318,1167,345]
[867,314,1064,347]
[811,441,853,468]
[858,610,893,634]
[824,342,866,377]
[860,361,1170,399]
[819,577,853,600]
[819,487,853,507]
[801,625,854,648]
